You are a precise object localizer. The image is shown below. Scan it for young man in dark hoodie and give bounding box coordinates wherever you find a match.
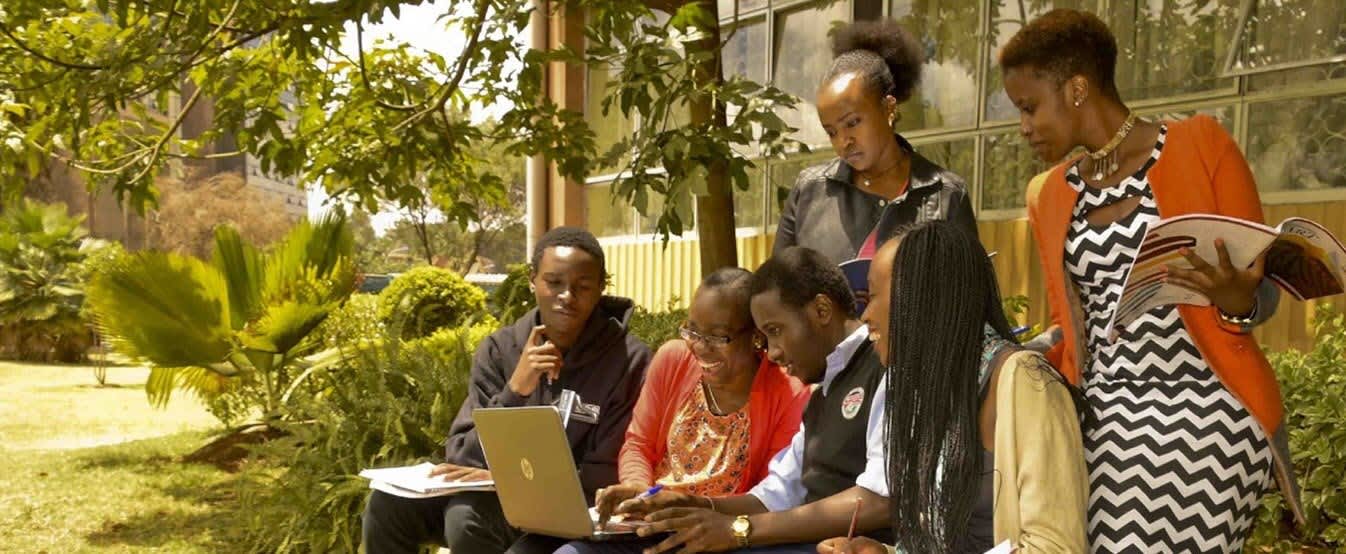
[610,246,891,553]
[362,227,652,554]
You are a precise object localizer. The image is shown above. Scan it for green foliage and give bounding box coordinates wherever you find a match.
[490,263,536,325]
[377,265,489,340]
[584,2,807,240]
[316,293,382,349]
[85,214,355,420]
[628,299,687,348]
[0,199,100,362]
[238,322,493,553]
[1249,304,1346,551]
[0,0,596,217]
[1001,294,1043,342]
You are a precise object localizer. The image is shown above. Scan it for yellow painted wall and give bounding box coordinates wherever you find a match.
[604,199,1346,353]
[603,233,775,310]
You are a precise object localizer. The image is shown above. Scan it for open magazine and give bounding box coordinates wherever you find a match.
[1108,214,1346,340]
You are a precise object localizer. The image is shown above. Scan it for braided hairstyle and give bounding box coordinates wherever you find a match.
[881,221,1015,553]
[821,19,924,103]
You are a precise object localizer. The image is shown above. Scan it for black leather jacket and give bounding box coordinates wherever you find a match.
[773,135,979,265]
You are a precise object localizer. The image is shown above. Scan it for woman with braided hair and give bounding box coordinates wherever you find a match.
[774,19,978,271]
[819,221,1088,554]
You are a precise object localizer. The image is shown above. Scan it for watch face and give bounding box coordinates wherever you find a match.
[732,517,750,534]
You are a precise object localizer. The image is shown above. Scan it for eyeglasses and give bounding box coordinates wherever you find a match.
[678,323,751,348]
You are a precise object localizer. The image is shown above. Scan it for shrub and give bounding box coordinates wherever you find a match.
[1249,304,1346,551]
[317,293,382,348]
[238,322,493,553]
[1001,294,1043,342]
[378,265,488,339]
[629,299,687,348]
[490,263,535,325]
[0,199,99,362]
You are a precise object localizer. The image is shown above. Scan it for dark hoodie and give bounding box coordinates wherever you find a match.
[443,296,652,500]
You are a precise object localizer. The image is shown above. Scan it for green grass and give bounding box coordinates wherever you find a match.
[0,361,240,553]
[0,432,244,552]
[0,361,221,450]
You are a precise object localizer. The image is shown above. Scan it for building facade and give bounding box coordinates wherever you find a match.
[540,0,1346,351]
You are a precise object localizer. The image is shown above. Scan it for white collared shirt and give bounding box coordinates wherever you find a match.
[747,324,890,511]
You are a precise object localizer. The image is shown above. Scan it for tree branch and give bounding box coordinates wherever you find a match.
[391,0,492,133]
[355,20,422,112]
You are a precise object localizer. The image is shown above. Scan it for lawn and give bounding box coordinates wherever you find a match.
[0,361,242,553]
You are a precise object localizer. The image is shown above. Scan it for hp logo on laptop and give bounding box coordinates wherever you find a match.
[520,457,535,481]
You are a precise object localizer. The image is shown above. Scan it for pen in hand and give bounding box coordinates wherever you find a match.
[635,484,663,501]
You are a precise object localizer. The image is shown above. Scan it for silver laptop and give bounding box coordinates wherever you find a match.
[473,406,644,540]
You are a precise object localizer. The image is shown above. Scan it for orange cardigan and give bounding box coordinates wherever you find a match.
[617,340,811,494]
[1026,114,1305,525]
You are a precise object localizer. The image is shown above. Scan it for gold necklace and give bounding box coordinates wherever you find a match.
[860,157,903,189]
[1085,112,1138,181]
[701,381,724,415]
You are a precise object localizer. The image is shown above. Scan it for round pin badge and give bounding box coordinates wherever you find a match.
[841,387,865,419]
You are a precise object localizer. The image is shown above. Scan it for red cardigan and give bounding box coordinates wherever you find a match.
[618,340,811,493]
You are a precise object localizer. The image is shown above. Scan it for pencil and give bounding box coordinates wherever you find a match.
[846,497,862,540]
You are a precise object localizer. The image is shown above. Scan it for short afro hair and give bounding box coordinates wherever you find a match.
[821,19,924,103]
[998,8,1120,99]
[531,226,605,274]
[748,247,856,317]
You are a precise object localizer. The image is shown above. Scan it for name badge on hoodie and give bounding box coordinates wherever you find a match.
[554,389,601,426]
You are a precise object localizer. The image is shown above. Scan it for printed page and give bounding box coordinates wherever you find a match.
[359,462,494,495]
[1107,214,1277,340]
[1266,218,1346,301]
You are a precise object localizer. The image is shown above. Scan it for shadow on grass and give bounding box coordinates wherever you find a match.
[84,477,244,551]
[78,436,246,551]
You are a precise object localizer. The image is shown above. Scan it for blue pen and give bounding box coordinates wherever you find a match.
[636,484,663,500]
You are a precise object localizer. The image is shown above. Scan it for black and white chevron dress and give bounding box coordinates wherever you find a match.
[1064,126,1274,553]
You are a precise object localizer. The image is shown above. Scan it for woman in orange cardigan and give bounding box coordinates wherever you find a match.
[1000,9,1303,552]
[555,268,810,554]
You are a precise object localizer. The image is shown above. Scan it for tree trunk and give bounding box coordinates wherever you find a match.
[686,0,738,278]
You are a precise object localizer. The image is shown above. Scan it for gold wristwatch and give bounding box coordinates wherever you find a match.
[731,515,751,547]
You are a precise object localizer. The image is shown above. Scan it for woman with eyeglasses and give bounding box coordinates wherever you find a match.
[553,267,810,554]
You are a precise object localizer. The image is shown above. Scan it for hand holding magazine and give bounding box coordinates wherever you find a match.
[1108,214,1346,340]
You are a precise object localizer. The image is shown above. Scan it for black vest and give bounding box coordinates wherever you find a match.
[800,340,890,541]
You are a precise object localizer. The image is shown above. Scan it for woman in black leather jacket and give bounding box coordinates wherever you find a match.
[774,19,978,266]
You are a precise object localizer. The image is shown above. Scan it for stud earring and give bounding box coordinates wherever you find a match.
[753,336,765,350]
[1074,99,1082,107]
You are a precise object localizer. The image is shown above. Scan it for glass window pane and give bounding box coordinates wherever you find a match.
[587,63,633,176]
[639,189,696,235]
[1106,0,1239,100]
[981,130,1046,211]
[734,161,767,230]
[586,184,635,238]
[1248,62,1346,92]
[910,137,976,184]
[723,18,768,83]
[890,0,981,130]
[1232,1,1346,73]
[773,0,852,146]
[719,0,769,20]
[984,1,1104,122]
[1246,93,1346,193]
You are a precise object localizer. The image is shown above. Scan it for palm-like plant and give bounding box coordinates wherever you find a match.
[85,214,356,420]
[0,200,95,362]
